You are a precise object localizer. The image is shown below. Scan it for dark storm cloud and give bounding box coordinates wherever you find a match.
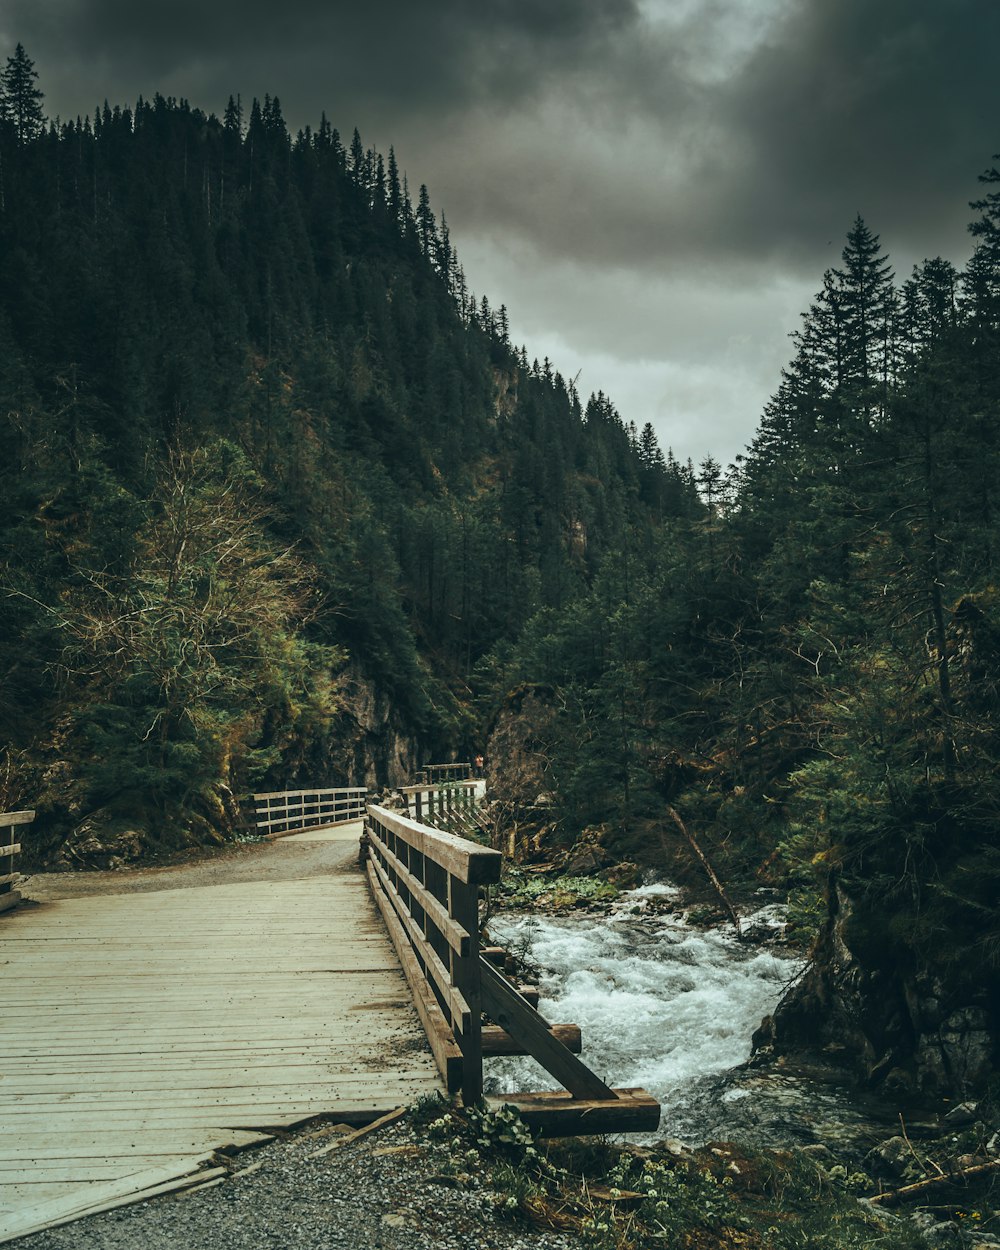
[3,0,996,467]
[719,0,1000,266]
[3,0,995,274]
[3,0,639,120]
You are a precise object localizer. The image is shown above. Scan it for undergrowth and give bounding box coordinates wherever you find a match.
[497,867,619,910]
[409,1096,933,1250]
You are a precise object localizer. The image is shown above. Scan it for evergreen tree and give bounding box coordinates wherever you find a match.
[1,43,44,144]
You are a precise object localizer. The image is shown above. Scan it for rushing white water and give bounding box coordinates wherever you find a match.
[485,893,804,1138]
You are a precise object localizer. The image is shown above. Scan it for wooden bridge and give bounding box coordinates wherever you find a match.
[0,783,658,1242]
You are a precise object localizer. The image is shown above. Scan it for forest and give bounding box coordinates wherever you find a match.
[1,43,998,1102]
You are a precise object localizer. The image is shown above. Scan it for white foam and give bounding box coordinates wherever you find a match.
[485,911,803,1109]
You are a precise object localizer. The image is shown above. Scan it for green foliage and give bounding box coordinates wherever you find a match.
[414,1102,926,1250]
[498,868,619,909]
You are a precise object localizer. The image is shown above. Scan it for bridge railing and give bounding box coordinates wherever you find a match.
[400,780,483,839]
[364,802,501,1105]
[1,810,33,915]
[252,787,367,838]
[364,801,660,1132]
[417,762,473,784]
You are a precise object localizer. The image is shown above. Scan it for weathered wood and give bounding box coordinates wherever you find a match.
[366,824,471,957]
[488,1088,661,1137]
[481,1023,582,1055]
[366,861,464,1093]
[0,892,21,914]
[367,804,500,885]
[368,850,471,1033]
[252,788,367,838]
[0,873,442,1242]
[868,1158,1000,1206]
[479,960,615,1100]
[449,868,483,1108]
[0,811,34,826]
[308,1105,407,1157]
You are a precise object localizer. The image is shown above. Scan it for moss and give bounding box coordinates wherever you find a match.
[497,867,620,910]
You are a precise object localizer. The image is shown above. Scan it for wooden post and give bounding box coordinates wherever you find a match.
[449,874,483,1106]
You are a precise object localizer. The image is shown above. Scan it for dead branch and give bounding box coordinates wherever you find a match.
[663,805,743,939]
[868,1158,1000,1206]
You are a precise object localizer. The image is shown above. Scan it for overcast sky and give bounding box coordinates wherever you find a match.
[3,0,997,465]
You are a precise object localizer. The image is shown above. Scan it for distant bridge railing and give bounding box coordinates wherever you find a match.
[401,780,483,839]
[417,762,473,784]
[1,810,32,915]
[252,787,367,838]
[363,802,660,1134]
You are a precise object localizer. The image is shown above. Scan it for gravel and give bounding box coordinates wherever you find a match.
[21,834,360,902]
[15,1119,579,1250]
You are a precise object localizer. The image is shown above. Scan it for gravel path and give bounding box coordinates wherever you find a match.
[20,833,359,902]
[13,1117,577,1250]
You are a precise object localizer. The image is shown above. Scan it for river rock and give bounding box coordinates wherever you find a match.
[864,1136,911,1178]
[759,880,998,1100]
[942,1099,979,1126]
[562,845,604,875]
[909,1212,964,1249]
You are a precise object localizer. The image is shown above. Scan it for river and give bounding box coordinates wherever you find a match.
[485,885,893,1153]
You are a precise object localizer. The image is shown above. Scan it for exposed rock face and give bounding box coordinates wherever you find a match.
[758,878,997,1099]
[336,663,420,789]
[484,685,558,813]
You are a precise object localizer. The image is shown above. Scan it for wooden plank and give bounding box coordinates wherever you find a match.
[0,892,21,915]
[308,1106,407,1157]
[366,861,463,1093]
[481,1024,582,1055]
[479,959,615,1100]
[367,804,500,885]
[368,850,471,1033]
[0,860,446,1241]
[2,1165,230,1243]
[0,845,21,858]
[0,811,34,826]
[253,788,365,802]
[488,1088,661,1137]
[366,824,471,957]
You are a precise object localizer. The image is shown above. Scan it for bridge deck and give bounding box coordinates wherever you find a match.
[0,823,443,1243]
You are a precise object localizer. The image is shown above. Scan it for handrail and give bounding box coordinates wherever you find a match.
[418,762,473,783]
[252,787,367,838]
[364,803,501,1104]
[400,780,479,830]
[1,810,33,915]
[362,800,660,1131]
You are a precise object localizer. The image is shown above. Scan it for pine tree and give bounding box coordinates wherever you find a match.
[1,43,45,144]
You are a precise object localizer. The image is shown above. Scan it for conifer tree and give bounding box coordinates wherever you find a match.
[1,43,44,144]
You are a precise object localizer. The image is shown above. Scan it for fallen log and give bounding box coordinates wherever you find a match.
[868,1158,1000,1206]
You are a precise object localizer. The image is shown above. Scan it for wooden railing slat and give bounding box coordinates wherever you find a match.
[368,851,471,1034]
[0,811,35,826]
[365,826,471,958]
[366,804,500,886]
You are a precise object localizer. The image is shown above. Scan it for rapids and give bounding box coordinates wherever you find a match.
[485,888,891,1151]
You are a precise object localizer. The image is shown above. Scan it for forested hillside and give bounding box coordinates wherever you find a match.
[0,48,696,864]
[2,43,999,1097]
[482,205,1000,1097]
